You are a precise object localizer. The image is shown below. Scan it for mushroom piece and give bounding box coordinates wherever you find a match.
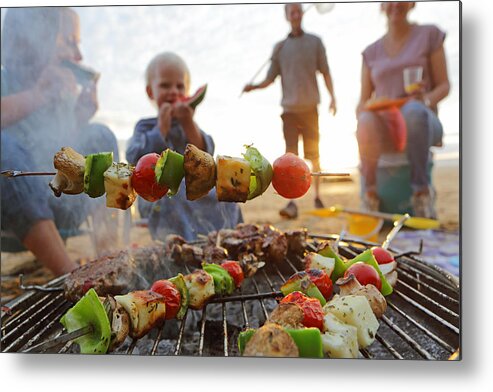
[336,274,387,318]
[384,270,398,288]
[243,323,299,357]
[49,147,86,196]
[101,295,130,352]
[268,302,304,329]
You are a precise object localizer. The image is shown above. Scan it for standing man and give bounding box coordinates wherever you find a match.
[243,2,337,219]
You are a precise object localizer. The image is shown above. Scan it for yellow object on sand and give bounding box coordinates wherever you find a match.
[347,215,384,242]
[305,204,440,231]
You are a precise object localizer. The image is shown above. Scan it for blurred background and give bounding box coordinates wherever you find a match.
[0,2,459,171]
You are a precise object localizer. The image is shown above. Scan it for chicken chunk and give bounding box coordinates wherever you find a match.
[183,270,215,310]
[114,290,166,339]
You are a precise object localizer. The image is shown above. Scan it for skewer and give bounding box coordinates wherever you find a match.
[381,214,410,250]
[3,169,350,178]
[1,170,56,178]
[25,325,93,353]
[310,172,350,177]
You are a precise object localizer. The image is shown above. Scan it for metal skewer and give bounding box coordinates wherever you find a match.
[311,172,350,177]
[381,214,410,250]
[1,170,56,178]
[25,325,93,353]
[4,169,350,178]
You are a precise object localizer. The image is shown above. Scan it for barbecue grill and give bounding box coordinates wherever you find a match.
[0,234,460,359]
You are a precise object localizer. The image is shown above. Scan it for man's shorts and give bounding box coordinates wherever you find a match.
[281,108,320,165]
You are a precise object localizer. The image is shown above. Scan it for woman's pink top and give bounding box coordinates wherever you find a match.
[362,24,446,99]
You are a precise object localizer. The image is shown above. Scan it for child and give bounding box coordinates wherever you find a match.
[126,52,243,241]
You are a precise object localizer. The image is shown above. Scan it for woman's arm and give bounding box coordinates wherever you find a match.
[1,88,46,129]
[424,45,450,108]
[356,62,374,116]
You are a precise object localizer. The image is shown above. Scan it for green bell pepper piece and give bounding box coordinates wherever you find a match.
[345,249,394,296]
[285,328,323,358]
[169,273,189,320]
[202,263,235,296]
[59,288,111,354]
[237,328,256,354]
[155,149,185,196]
[84,152,113,198]
[317,243,348,282]
[242,145,273,200]
[280,272,326,306]
[238,327,323,358]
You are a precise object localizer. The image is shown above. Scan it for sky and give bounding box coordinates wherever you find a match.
[1,1,460,170]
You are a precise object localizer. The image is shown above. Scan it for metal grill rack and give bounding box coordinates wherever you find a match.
[1,234,460,359]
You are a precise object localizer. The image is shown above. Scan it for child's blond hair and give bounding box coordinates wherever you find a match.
[145,52,191,95]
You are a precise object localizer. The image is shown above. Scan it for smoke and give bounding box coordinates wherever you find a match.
[148,185,242,242]
[1,7,119,251]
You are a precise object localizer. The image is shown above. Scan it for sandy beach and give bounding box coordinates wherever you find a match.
[1,161,459,302]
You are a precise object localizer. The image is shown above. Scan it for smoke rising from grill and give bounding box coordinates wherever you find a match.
[1,7,121,257]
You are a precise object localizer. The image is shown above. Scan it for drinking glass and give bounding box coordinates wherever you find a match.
[403,66,423,95]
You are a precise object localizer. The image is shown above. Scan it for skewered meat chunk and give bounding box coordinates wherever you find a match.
[304,252,335,277]
[243,323,299,357]
[183,270,215,310]
[183,144,216,201]
[49,147,86,196]
[215,156,251,202]
[203,245,229,264]
[269,302,304,329]
[336,274,387,318]
[164,234,187,253]
[238,253,265,278]
[114,290,166,339]
[285,229,308,257]
[261,229,288,264]
[235,223,261,237]
[323,295,379,348]
[170,243,204,266]
[103,162,136,210]
[321,312,359,359]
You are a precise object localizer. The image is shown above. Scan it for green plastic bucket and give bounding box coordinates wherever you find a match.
[360,153,433,215]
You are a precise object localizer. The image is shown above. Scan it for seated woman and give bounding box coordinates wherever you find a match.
[355,2,450,218]
[1,8,118,275]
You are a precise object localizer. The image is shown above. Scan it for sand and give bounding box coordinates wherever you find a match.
[1,162,459,302]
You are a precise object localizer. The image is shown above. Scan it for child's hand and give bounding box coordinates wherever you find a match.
[172,102,194,125]
[158,102,173,138]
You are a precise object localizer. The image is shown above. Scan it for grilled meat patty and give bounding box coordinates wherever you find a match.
[63,245,177,302]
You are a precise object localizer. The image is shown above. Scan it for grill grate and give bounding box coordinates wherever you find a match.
[0,235,460,359]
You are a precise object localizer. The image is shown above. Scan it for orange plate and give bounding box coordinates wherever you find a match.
[365,97,409,111]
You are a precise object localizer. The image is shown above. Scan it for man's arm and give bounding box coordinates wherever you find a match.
[243,41,281,93]
[323,72,337,116]
[243,78,274,92]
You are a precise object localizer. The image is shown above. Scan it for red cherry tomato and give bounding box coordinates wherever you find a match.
[281,291,324,331]
[132,153,169,202]
[305,269,333,301]
[272,153,311,199]
[220,260,244,288]
[344,262,382,291]
[150,279,181,320]
[371,246,395,264]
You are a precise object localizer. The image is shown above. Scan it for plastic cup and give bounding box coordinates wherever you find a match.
[403,66,423,95]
